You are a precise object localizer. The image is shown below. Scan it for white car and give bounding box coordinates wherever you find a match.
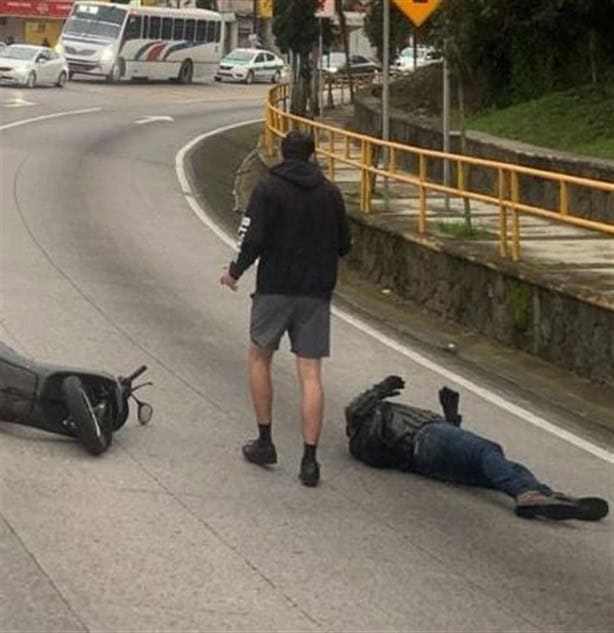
[392,47,441,73]
[215,48,285,84]
[0,44,69,88]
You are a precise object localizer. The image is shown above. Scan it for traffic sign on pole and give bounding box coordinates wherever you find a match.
[391,0,442,27]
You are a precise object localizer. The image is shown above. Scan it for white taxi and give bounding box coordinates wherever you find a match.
[215,48,285,84]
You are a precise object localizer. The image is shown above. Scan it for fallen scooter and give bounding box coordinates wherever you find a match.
[0,342,153,455]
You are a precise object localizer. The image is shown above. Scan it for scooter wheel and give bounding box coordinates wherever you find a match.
[62,376,111,456]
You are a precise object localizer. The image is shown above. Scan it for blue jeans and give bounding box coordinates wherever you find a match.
[412,423,552,498]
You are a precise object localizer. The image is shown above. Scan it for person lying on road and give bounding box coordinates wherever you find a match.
[345,376,609,521]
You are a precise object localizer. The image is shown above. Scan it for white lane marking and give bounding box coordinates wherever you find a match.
[135,115,174,125]
[178,120,614,464]
[3,97,36,108]
[0,107,102,132]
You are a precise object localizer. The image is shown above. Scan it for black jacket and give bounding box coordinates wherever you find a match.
[229,160,352,299]
[345,377,462,471]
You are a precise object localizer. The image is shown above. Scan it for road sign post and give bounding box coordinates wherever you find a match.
[390,0,448,210]
[382,0,391,208]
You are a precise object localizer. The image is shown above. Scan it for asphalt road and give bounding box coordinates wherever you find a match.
[1,79,613,633]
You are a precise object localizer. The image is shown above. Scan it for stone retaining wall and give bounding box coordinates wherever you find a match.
[353,93,614,224]
[345,214,613,386]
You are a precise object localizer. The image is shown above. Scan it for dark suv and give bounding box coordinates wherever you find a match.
[321,52,379,75]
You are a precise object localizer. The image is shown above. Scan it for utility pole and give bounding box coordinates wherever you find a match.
[442,32,450,213]
[382,0,390,208]
[252,0,258,39]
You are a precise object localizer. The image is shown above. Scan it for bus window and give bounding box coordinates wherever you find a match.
[206,20,216,43]
[173,18,185,40]
[142,15,149,38]
[196,20,206,43]
[149,16,160,39]
[185,19,195,41]
[214,21,220,42]
[161,17,172,40]
[125,15,141,40]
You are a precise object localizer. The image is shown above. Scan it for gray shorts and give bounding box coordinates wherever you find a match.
[250,294,331,358]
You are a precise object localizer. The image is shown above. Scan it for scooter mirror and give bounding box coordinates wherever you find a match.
[137,402,153,425]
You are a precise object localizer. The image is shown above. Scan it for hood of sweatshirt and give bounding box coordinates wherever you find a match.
[270,159,325,190]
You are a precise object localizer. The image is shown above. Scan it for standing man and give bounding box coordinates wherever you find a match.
[220,131,351,487]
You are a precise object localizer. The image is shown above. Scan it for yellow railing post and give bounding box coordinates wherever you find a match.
[360,139,367,212]
[264,107,274,158]
[457,159,463,192]
[510,171,520,261]
[364,140,373,213]
[328,129,336,181]
[389,147,396,174]
[418,153,427,234]
[560,180,569,216]
[498,168,508,257]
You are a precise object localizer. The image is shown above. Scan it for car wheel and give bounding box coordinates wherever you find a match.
[25,71,36,88]
[56,71,67,87]
[62,376,111,456]
[105,59,123,83]
[244,70,254,85]
[271,70,281,84]
[177,60,193,85]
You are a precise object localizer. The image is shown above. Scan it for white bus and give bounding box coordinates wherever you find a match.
[58,1,233,83]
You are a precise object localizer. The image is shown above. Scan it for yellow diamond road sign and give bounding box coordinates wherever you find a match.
[392,0,442,27]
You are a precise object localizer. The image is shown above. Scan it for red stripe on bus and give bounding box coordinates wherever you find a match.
[146,43,166,61]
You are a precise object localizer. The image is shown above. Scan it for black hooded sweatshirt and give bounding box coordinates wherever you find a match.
[229,159,352,299]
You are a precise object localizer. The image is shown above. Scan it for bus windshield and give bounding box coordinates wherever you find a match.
[64,4,127,39]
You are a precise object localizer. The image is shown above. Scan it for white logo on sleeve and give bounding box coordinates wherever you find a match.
[235,215,251,255]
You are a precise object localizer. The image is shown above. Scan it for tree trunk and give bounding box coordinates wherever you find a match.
[312,43,321,116]
[589,30,598,84]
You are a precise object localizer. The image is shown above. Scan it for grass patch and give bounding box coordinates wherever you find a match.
[467,84,614,160]
[437,221,495,240]
[384,74,614,160]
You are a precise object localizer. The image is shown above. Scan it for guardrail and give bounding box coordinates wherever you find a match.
[264,83,614,261]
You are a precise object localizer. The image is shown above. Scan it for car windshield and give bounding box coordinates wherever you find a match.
[0,45,38,60]
[223,50,254,63]
[64,4,126,39]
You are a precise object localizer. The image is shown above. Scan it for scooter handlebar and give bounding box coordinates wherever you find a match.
[125,365,148,383]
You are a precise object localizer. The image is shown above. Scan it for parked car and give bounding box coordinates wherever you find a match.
[392,47,441,73]
[0,44,68,88]
[321,52,380,75]
[215,48,285,84]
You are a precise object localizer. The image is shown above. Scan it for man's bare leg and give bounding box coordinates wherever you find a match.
[296,356,323,486]
[249,343,274,425]
[242,343,277,465]
[296,356,324,444]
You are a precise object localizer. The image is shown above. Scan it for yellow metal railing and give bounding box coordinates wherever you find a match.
[264,83,614,261]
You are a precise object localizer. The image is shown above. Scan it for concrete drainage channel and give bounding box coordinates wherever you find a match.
[183,122,614,439]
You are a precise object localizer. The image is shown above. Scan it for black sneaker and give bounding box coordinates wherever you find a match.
[552,494,609,521]
[242,440,277,465]
[515,490,582,521]
[299,459,320,487]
